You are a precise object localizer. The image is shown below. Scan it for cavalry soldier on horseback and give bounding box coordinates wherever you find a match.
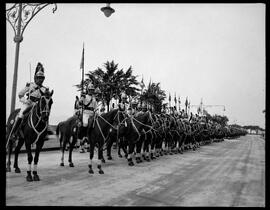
[9,62,47,140]
[118,91,129,112]
[78,82,98,153]
[79,82,98,128]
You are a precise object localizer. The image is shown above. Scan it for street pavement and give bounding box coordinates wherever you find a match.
[5,135,265,206]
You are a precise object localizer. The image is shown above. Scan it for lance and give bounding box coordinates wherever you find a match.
[169,93,171,114]
[80,43,85,121]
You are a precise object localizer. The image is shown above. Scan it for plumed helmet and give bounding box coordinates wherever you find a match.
[34,62,45,78]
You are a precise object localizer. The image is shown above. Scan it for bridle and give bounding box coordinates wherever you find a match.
[27,95,52,144]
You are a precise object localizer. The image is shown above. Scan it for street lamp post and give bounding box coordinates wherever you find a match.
[6,3,115,115]
[6,3,57,114]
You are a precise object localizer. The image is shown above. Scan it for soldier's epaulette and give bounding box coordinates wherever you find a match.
[26,82,30,87]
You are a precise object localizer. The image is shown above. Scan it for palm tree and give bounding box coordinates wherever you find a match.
[141,81,166,113]
[76,60,140,112]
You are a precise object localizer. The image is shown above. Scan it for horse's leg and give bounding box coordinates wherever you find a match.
[60,135,67,166]
[68,136,76,167]
[97,140,104,174]
[106,136,114,160]
[119,137,128,158]
[135,136,143,163]
[118,137,123,158]
[25,143,33,182]
[32,140,45,181]
[88,138,95,174]
[13,137,24,173]
[6,140,13,172]
[127,136,136,166]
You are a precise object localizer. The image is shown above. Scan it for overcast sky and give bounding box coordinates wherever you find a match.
[6,3,265,128]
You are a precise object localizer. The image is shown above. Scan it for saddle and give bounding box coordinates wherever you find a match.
[17,107,33,138]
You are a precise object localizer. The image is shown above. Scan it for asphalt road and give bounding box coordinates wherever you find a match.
[5,135,265,206]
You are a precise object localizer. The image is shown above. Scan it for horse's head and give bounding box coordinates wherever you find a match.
[113,109,129,128]
[38,88,54,122]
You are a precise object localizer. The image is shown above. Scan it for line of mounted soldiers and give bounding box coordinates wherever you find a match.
[70,83,247,165]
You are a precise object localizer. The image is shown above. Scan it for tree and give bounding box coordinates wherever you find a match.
[141,82,166,113]
[75,60,139,112]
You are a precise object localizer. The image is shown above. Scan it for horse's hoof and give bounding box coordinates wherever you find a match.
[33,174,40,181]
[6,167,11,172]
[26,174,33,182]
[146,157,150,162]
[99,170,104,174]
[107,156,112,160]
[128,161,134,166]
[69,163,74,167]
[88,169,94,174]
[136,159,140,164]
[15,168,21,173]
[169,152,174,155]
[60,163,64,167]
[118,154,123,158]
[101,159,106,163]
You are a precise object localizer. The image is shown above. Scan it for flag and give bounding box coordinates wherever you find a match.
[178,96,181,104]
[185,97,188,107]
[174,93,177,104]
[169,93,171,102]
[140,76,145,89]
[80,43,84,69]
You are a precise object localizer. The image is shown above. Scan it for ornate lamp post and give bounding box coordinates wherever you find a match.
[6,3,115,115]
[6,3,57,114]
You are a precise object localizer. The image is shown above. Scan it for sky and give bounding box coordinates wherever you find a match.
[6,3,265,128]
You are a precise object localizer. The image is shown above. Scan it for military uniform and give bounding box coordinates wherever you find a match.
[10,62,47,139]
[79,83,98,127]
[118,91,129,112]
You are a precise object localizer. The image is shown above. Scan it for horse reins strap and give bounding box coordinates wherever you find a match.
[28,101,48,145]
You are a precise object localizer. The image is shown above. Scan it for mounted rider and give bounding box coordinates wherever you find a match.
[79,82,98,129]
[130,97,139,115]
[118,90,129,112]
[9,62,48,139]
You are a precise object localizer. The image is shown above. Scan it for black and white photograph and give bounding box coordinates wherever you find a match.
[5,3,265,207]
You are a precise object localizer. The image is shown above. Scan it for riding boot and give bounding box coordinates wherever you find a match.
[11,117,23,139]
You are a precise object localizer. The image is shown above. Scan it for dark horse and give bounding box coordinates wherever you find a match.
[6,89,54,182]
[87,108,120,174]
[105,109,130,160]
[122,111,154,166]
[56,114,82,167]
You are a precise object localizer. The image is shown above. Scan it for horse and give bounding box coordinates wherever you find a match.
[124,110,154,166]
[105,109,129,160]
[6,88,54,182]
[56,114,82,167]
[87,108,120,174]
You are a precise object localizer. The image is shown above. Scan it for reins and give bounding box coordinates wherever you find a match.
[27,97,50,145]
